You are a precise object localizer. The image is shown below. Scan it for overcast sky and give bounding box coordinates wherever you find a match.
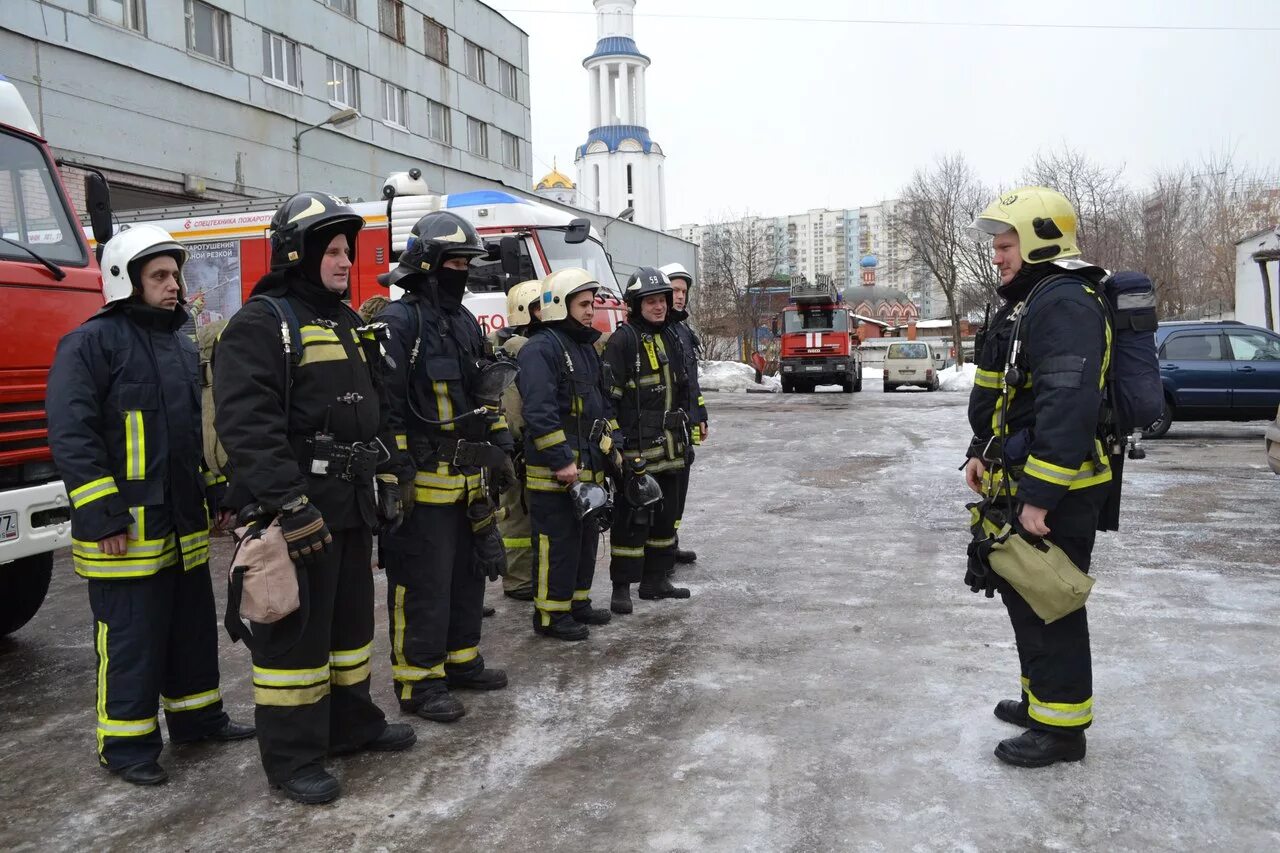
[497,0,1280,228]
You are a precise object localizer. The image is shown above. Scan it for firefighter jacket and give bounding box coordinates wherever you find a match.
[668,311,709,436]
[213,271,398,530]
[378,289,513,506]
[48,303,212,579]
[489,327,528,446]
[601,317,690,475]
[516,321,620,493]
[967,264,1113,513]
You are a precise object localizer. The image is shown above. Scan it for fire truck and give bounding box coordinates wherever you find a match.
[774,275,863,394]
[107,168,626,336]
[0,76,114,635]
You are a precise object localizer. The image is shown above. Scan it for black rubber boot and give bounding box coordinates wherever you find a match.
[572,605,612,626]
[994,729,1086,768]
[118,761,168,786]
[534,611,590,641]
[277,769,340,805]
[364,723,417,752]
[448,667,509,691]
[173,717,256,745]
[504,587,534,601]
[674,548,697,564]
[610,583,633,615]
[638,577,691,600]
[994,699,1032,727]
[412,690,465,723]
[482,605,496,618]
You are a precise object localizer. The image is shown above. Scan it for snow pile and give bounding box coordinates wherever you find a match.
[862,367,884,381]
[699,360,781,393]
[938,363,976,392]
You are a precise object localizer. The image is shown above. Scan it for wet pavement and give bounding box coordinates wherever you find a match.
[2,385,1278,852]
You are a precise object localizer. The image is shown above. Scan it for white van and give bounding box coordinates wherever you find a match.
[883,342,939,392]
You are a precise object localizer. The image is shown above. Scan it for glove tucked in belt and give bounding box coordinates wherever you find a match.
[300,437,380,482]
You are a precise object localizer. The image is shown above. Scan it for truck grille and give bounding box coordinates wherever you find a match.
[0,398,51,466]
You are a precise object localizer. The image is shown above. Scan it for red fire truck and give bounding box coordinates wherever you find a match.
[775,276,863,394]
[107,168,627,337]
[0,76,114,635]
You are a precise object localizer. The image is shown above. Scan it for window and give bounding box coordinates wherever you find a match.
[91,0,145,33]
[467,117,488,157]
[262,31,301,88]
[426,99,451,144]
[379,0,405,43]
[0,134,89,265]
[325,0,355,17]
[424,17,449,64]
[382,82,407,128]
[1162,333,1225,361]
[498,58,518,99]
[187,1,231,64]
[1227,330,1280,361]
[501,131,520,169]
[464,41,486,84]
[326,58,359,109]
[626,164,633,194]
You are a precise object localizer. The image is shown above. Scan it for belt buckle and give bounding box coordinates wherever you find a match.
[451,440,470,468]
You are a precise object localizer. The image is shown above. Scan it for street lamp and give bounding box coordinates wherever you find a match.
[294,107,360,189]
[602,205,635,239]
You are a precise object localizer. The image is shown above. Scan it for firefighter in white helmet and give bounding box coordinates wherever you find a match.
[47,225,255,788]
[657,261,707,568]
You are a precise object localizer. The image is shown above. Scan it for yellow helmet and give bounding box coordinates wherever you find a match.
[540,268,599,323]
[505,279,542,328]
[970,186,1080,264]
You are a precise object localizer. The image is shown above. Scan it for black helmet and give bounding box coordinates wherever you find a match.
[623,266,673,315]
[568,480,613,528]
[269,191,363,271]
[381,211,486,287]
[623,456,663,508]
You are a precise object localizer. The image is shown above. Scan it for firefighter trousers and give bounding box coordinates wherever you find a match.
[382,503,486,709]
[673,447,694,545]
[499,481,534,596]
[249,526,386,786]
[609,470,683,586]
[87,563,228,770]
[529,490,600,625]
[999,527,1096,732]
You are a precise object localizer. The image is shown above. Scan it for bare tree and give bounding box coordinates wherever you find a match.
[698,212,782,359]
[1021,144,1133,267]
[891,154,994,361]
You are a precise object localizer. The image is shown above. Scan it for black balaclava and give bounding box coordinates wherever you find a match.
[436,258,470,310]
[297,223,352,307]
[998,259,1059,304]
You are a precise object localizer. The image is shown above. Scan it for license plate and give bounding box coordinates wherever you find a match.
[0,511,17,543]
[805,366,822,372]
[900,369,916,374]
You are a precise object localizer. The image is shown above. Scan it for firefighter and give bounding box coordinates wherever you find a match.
[517,268,618,640]
[47,225,255,787]
[602,267,692,614]
[214,192,417,805]
[489,280,543,601]
[376,210,514,724]
[965,187,1113,767]
[658,262,709,567]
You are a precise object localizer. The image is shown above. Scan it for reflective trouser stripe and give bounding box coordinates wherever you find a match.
[646,536,676,549]
[535,534,551,621]
[611,545,644,558]
[95,621,158,761]
[330,642,373,686]
[124,410,145,480]
[1027,688,1093,728]
[504,537,532,549]
[70,476,119,509]
[253,665,331,707]
[446,647,479,665]
[535,598,572,612]
[392,585,443,699]
[572,589,591,601]
[161,688,221,713]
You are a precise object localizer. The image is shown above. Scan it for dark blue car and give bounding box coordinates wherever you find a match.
[1145,321,1280,437]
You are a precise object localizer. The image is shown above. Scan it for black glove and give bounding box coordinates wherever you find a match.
[467,501,506,581]
[278,500,332,568]
[376,474,408,534]
[492,455,518,493]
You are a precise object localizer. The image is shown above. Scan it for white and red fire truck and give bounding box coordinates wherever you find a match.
[774,276,863,394]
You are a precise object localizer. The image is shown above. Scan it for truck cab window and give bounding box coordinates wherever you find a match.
[0,132,88,266]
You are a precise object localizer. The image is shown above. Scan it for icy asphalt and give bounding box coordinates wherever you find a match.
[2,385,1278,852]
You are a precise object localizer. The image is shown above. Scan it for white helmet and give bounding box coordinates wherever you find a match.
[506,279,542,328]
[659,262,693,286]
[100,224,187,305]
[540,268,599,323]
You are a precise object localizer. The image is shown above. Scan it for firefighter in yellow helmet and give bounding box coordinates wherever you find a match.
[488,280,544,601]
[964,187,1116,767]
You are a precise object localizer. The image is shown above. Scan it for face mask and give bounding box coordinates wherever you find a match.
[437,266,469,302]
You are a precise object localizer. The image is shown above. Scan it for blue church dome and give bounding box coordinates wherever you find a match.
[859,255,878,268]
[576,125,656,158]
[583,36,650,65]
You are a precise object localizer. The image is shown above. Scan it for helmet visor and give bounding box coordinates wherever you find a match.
[968,216,1013,242]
